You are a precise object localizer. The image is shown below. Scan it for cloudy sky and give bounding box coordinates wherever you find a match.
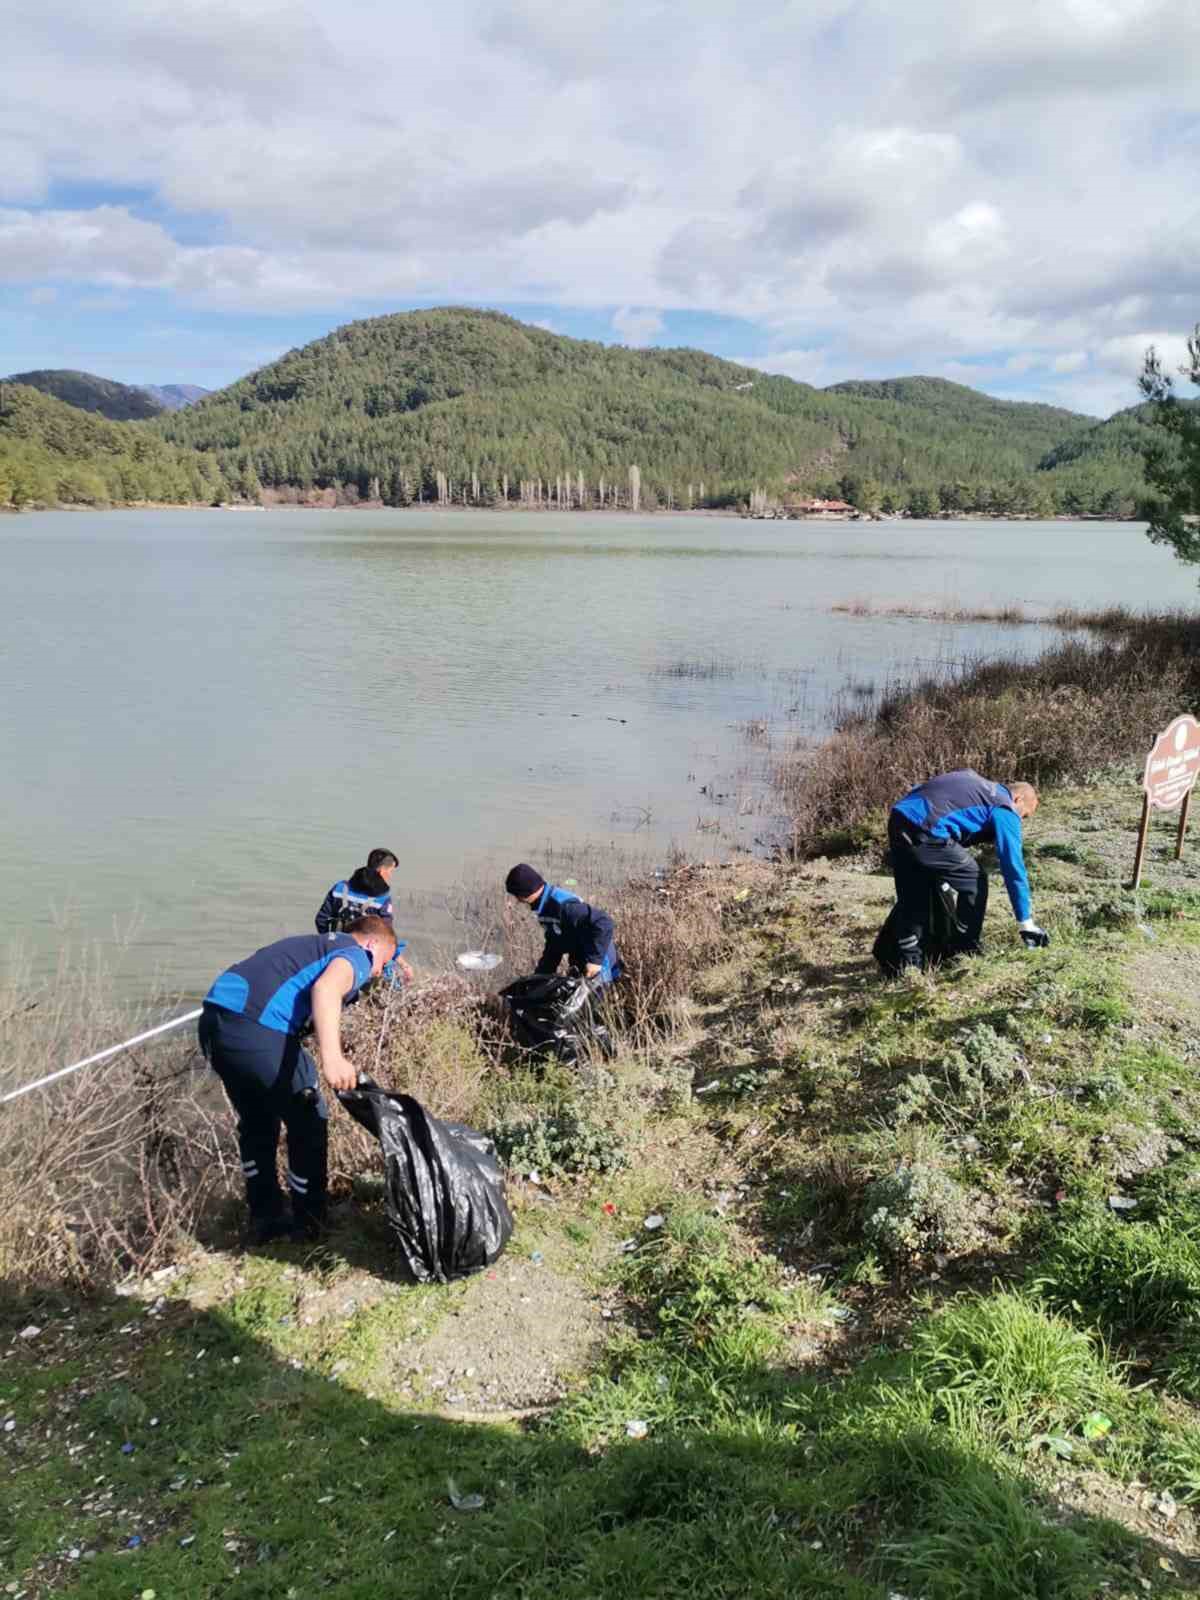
[2,0,1197,416]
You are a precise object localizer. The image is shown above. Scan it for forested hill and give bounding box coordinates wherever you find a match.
[5,369,166,422]
[153,307,1152,516]
[0,384,230,507]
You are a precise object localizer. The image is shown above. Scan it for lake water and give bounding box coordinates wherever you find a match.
[0,508,1188,996]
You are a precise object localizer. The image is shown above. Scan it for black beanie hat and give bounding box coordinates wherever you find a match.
[505,862,545,898]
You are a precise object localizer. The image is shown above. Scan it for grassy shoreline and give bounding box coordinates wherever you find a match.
[4,616,1200,1598]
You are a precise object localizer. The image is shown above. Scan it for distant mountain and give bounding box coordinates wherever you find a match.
[0,383,229,507]
[137,383,210,411]
[155,307,1136,515]
[6,368,164,422]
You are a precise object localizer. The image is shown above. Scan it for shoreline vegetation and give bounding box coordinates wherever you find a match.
[2,494,1156,522]
[830,600,1176,627]
[5,609,1200,1596]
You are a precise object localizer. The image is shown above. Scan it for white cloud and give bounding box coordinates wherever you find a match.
[0,0,1195,411]
[610,306,665,345]
[736,347,829,387]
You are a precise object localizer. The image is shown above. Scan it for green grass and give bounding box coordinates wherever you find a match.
[908,1291,1123,1446]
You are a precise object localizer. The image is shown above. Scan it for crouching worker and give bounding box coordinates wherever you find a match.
[505,863,622,985]
[315,848,414,987]
[199,915,397,1243]
[879,769,1049,973]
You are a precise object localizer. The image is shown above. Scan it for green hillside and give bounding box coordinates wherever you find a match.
[5,368,165,422]
[4,310,1164,515]
[155,307,1142,515]
[0,384,229,508]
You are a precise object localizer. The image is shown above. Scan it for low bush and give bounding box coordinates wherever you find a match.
[489,1102,629,1177]
[861,1163,973,1262]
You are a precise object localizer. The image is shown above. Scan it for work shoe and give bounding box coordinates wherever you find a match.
[290,1212,328,1244]
[249,1214,294,1247]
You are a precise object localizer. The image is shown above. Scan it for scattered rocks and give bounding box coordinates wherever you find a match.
[1111,1123,1171,1181]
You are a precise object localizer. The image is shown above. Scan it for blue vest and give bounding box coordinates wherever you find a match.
[328,880,392,930]
[205,933,374,1035]
[535,883,582,937]
[893,769,1014,843]
[533,884,621,982]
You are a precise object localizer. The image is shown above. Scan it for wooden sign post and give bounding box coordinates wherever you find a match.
[1132,712,1200,888]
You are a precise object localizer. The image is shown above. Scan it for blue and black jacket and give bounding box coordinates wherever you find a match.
[204,933,374,1036]
[315,867,394,935]
[532,884,622,984]
[891,769,1032,921]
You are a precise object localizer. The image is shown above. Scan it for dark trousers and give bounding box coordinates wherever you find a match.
[198,1004,328,1227]
[887,811,988,968]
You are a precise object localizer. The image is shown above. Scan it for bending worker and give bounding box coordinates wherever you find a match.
[316,847,396,933]
[315,847,413,985]
[885,769,1049,969]
[199,915,397,1243]
[505,863,622,984]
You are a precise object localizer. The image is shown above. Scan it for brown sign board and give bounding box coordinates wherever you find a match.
[1143,713,1200,811]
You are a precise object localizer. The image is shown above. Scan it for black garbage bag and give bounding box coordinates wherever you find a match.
[872,883,964,977]
[337,1077,512,1283]
[498,973,615,1063]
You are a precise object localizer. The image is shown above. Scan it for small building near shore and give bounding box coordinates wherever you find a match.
[789,497,856,517]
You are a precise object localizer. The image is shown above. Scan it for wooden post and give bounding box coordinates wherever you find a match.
[1131,793,1151,888]
[1177,788,1192,861]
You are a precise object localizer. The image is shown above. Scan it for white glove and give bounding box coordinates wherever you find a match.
[1018,918,1050,949]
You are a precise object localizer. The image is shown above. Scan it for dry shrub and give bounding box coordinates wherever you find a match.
[0,953,235,1292]
[602,867,728,1038]
[433,847,730,1046]
[776,613,1200,854]
[327,977,495,1189]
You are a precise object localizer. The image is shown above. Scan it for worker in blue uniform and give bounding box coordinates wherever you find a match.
[884,769,1049,970]
[504,863,622,984]
[199,915,397,1243]
[315,848,413,986]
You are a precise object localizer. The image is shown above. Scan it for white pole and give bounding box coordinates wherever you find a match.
[0,1009,203,1106]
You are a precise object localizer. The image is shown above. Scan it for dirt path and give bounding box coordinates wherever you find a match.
[383,1252,613,1413]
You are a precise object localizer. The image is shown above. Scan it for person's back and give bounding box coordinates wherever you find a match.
[892,769,1012,846]
[316,848,398,935]
[206,931,374,1034]
[504,863,622,985]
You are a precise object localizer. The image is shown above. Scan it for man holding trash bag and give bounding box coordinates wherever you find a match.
[199,915,396,1243]
[504,863,622,984]
[879,770,1048,972]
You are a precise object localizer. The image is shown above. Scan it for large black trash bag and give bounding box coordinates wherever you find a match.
[873,881,970,976]
[337,1077,512,1283]
[498,973,615,1064]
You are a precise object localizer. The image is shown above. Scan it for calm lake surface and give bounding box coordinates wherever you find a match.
[0,509,1188,996]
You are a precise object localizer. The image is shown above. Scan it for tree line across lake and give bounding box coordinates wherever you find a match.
[0,308,1185,518]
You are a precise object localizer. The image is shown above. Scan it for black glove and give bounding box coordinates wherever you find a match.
[1019,921,1050,949]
